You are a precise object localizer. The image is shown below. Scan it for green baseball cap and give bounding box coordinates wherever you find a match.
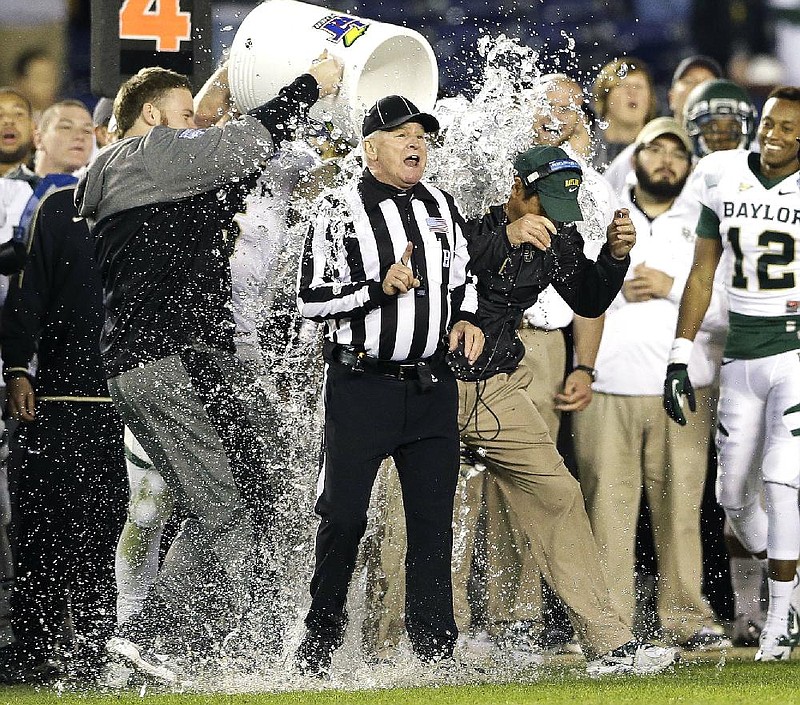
[514,145,584,223]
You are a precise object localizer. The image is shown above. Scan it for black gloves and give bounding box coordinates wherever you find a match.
[663,362,696,426]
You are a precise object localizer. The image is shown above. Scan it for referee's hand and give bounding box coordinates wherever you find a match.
[382,242,420,295]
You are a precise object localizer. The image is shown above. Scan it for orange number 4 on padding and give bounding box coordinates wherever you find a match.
[119,0,192,52]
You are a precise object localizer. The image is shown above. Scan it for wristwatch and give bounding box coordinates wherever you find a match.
[574,364,597,382]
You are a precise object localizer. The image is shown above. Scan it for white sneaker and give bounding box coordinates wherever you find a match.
[755,607,800,662]
[755,631,794,662]
[98,659,134,689]
[106,635,184,685]
[587,640,680,676]
[455,631,495,659]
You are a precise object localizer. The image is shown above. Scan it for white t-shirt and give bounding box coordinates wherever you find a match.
[0,177,34,381]
[593,182,725,394]
[523,164,617,329]
[230,142,319,361]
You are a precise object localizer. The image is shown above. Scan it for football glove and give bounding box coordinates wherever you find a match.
[663,363,696,426]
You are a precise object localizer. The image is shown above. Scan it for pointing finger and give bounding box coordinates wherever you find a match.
[400,241,414,267]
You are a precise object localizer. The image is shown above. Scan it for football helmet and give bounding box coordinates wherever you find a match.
[683,79,757,157]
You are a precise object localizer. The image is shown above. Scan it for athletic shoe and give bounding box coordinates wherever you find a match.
[732,614,763,647]
[105,635,182,685]
[97,660,134,689]
[491,627,545,666]
[755,606,800,661]
[294,631,337,678]
[586,640,680,676]
[538,625,581,654]
[754,630,795,661]
[680,625,733,651]
[455,631,495,659]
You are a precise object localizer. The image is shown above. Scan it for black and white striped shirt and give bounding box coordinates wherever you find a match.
[297,170,479,361]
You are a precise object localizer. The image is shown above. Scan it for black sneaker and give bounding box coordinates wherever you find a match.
[537,625,576,653]
[294,631,337,678]
[679,625,732,651]
[732,615,763,647]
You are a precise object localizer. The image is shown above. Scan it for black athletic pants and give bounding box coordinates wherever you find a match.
[9,402,127,665]
[306,359,460,660]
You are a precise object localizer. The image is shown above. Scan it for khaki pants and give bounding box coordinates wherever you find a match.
[481,327,566,629]
[572,390,716,642]
[458,363,630,657]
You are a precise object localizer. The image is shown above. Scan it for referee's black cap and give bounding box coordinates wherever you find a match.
[362,95,439,138]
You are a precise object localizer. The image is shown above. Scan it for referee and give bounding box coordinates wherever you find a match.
[295,95,483,675]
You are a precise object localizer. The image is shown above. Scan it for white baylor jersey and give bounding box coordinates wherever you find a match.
[230,141,319,349]
[695,149,800,318]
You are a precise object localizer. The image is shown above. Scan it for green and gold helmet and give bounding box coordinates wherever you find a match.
[682,79,757,157]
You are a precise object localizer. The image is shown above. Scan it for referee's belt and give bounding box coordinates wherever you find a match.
[326,343,441,383]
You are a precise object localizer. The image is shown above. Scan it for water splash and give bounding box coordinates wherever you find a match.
[426,35,542,219]
[91,31,618,694]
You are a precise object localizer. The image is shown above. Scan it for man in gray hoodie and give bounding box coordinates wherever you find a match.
[75,56,342,683]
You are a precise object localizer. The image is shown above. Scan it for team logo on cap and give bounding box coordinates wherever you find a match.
[565,177,580,193]
[314,15,369,47]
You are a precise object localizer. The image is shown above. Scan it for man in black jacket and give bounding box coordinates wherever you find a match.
[452,145,679,675]
[1,184,127,680]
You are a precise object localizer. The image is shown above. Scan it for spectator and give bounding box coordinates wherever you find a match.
[592,57,658,171]
[91,97,114,150]
[0,100,94,278]
[603,55,724,196]
[1,182,128,682]
[573,117,730,649]
[770,1,800,85]
[0,176,33,657]
[0,1,67,90]
[32,100,93,180]
[0,89,35,178]
[10,49,61,122]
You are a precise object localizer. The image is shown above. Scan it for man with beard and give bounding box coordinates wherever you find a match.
[572,117,730,649]
[0,88,34,178]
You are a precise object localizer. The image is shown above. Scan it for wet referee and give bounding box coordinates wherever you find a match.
[295,95,484,675]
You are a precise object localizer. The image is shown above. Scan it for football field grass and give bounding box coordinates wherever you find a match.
[1,652,798,705]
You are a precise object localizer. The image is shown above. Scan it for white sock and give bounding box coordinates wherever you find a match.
[764,578,794,636]
[791,569,800,611]
[730,556,765,621]
[115,521,164,625]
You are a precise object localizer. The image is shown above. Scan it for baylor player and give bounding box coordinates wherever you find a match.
[663,86,800,661]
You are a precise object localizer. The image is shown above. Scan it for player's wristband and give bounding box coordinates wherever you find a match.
[668,337,694,366]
